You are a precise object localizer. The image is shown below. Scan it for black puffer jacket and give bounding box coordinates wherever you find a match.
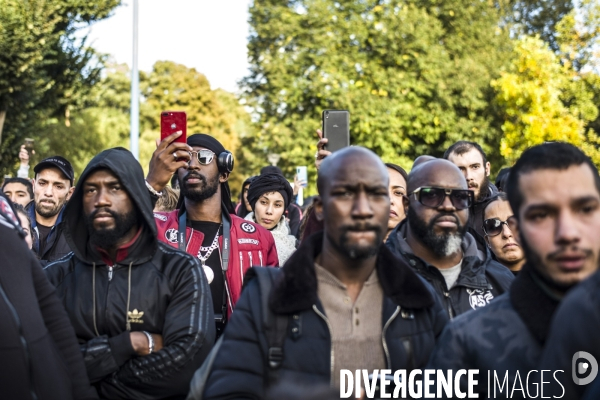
[0,194,97,400]
[386,220,514,319]
[427,266,562,398]
[44,148,215,399]
[539,269,600,400]
[203,232,449,399]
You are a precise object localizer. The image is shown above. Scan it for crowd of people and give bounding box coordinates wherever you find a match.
[0,128,599,400]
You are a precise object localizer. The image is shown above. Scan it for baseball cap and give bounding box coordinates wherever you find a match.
[34,156,74,185]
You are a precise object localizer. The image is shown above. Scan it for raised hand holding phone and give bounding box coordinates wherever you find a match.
[147,112,192,192]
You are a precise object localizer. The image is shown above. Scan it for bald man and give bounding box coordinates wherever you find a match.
[202,147,448,399]
[386,159,513,319]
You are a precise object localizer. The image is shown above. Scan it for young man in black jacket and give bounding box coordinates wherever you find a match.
[386,159,514,319]
[203,147,448,399]
[427,143,600,398]
[45,148,215,399]
[0,192,96,399]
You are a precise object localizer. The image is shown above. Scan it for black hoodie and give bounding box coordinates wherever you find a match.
[45,148,215,399]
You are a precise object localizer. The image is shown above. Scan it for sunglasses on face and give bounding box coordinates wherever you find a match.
[188,149,215,165]
[409,186,474,210]
[483,216,517,237]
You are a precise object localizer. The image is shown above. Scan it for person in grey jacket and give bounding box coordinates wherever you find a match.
[386,159,514,319]
[427,142,600,398]
[45,148,215,399]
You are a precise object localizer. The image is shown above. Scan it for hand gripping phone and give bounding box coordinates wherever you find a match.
[160,111,187,143]
[322,110,350,153]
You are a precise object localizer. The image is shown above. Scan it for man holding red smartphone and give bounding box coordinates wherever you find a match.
[146,132,279,336]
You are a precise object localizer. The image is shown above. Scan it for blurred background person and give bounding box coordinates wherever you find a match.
[13,204,34,250]
[235,175,257,218]
[495,167,511,193]
[246,173,297,265]
[384,163,408,241]
[153,185,179,212]
[2,177,33,207]
[482,193,525,274]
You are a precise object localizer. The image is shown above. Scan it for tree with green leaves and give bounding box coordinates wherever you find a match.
[0,0,120,173]
[492,36,599,165]
[242,0,513,192]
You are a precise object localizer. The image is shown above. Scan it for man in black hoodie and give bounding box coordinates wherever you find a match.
[427,142,600,398]
[44,148,215,399]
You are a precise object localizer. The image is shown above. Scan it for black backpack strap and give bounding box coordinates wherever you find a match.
[252,267,289,386]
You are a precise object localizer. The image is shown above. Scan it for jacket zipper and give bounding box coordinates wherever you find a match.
[443,291,454,319]
[239,253,244,284]
[382,306,401,368]
[313,305,335,386]
[108,265,114,281]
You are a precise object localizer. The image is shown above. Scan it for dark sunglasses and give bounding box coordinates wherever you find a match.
[483,216,517,237]
[188,149,215,165]
[409,187,473,210]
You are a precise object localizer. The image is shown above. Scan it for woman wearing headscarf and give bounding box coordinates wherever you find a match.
[246,173,297,265]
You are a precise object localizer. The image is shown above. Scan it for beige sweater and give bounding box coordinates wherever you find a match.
[314,264,386,388]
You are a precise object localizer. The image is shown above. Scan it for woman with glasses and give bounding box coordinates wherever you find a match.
[385,163,409,241]
[482,193,525,274]
[246,173,297,265]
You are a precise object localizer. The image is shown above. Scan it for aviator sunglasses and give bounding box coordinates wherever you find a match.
[409,187,474,210]
[482,216,517,237]
[187,149,215,165]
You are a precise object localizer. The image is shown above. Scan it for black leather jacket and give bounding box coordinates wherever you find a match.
[44,148,215,399]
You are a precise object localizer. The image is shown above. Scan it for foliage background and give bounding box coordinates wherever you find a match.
[1,0,599,197]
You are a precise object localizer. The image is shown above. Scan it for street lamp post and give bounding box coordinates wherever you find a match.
[130,0,140,160]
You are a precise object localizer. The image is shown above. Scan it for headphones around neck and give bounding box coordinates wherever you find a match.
[217,151,234,173]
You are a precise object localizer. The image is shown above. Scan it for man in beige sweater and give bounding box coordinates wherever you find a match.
[203,146,448,399]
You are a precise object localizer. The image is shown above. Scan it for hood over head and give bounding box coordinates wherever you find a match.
[63,147,157,264]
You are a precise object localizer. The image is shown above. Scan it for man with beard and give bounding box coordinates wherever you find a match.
[444,141,498,238]
[202,147,448,399]
[427,142,600,399]
[27,156,75,263]
[386,159,513,318]
[44,148,215,399]
[146,133,278,333]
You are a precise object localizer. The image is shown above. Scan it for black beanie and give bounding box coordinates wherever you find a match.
[247,173,293,211]
[187,133,226,155]
[260,165,283,176]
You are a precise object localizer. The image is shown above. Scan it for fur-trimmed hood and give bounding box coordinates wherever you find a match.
[268,232,434,314]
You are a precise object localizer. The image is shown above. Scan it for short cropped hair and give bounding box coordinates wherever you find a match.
[505,142,600,219]
[443,141,488,165]
[2,177,33,200]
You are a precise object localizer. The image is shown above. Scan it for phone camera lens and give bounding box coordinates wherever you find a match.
[162,112,168,117]
[325,111,329,118]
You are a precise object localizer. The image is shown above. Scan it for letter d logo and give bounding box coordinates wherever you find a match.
[572,351,598,385]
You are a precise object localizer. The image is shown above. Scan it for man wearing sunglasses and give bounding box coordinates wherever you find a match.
[386,158,513,319]
[146,133,279,337]
[427,143,600,398]
[482,192,525,274]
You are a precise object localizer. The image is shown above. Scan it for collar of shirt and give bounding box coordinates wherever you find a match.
[96,227,143,265]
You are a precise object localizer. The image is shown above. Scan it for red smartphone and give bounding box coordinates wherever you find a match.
[160,111,187,143]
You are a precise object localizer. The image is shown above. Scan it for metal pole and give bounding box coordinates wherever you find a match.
[130,0,139,160]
